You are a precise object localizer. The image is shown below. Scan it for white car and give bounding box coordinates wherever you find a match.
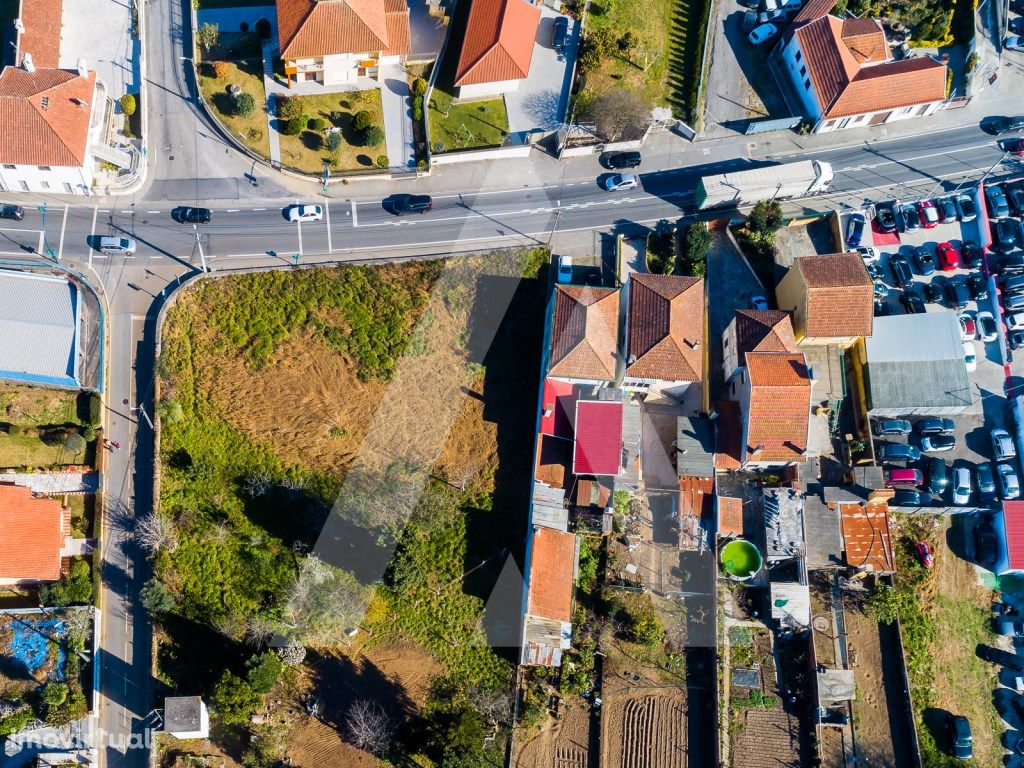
[602,173,639,192]
[557,255,573,283]
[952,466,972,506]
[993,428,1017,461]
[288,204,323,222]
[1006,35,1024,52]
[977,311,999,342]
[855,245,880,263]
[748,22,778,45]
[963,341,977,372]
[1008,313,1024,332]
[999,462,1021,500]
[959,314,976,341]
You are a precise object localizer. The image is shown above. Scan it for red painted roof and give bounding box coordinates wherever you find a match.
[0,483,66,581]
[573,400,623,476]
[540,378,577,438]
[455,0,541,86]
[1004,501,1024,571]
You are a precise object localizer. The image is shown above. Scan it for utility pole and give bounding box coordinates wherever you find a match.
[193,224,208,273]
[322,159,330,193]
[135,404,154,430]
[37,203,57,261]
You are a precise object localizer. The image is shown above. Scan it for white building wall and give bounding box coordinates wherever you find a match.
[778,36,821,119]
[811,100,943,133]
[0,162,92,195]
[458,78,522,100]
[323,53,363,84]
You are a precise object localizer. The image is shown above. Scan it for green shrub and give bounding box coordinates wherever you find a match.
[119,94,136,116]
[353,110,371,130]
[63,431,86,455]
[376,155,389,168]
[210,671,261,725]
[326,131,342,151]
[0,709,33,737]
[246,651,284,693]
[158,399,185,426]
[141,577,175,615]
[232,92,256,117]
[276,95,303,120]
[363,125,385,147]
[282,117,306,136]
[308,116,327,131]
[83,425,96,443]
[412,98,423,122]
[41,559,93,606]
[89,393,102,427]
[412,77,428,96]
[7,423,23,437]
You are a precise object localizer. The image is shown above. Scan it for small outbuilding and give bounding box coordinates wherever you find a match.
[163,696,210,740]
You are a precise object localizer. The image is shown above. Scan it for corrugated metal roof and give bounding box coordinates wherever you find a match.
[803,494,843,569]
[1003,501,1024,571]
[573,400,623,476]
[770,581,811,627]
[676,416,715,477]
[865,311,962,362]
[0,272,79,385]
[764,488,805,561]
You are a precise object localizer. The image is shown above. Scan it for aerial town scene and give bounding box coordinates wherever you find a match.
[0,0,1024,765]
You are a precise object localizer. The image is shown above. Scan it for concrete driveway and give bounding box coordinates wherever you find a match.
[59,0,141,100]
[504,8,577,140]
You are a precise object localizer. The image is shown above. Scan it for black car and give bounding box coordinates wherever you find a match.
[1012,15,1024,34]
[993,217,1022,251]
[937,196,959,223]
[1011,330,1024,349]
[977,462,997,503]
[961,239,983,270]
[874,299,893,316]
[389,194,433,215]
[988,115,1024,134]
[1000,252,1024,274]
[924,281,944,303]
[865,261,884,280]
[1008,183,1024,216]
[874,202,898,232]
[890,253,913,287]
[967,272,989,300]
[173,206,212,224]
[927,456,950,495]
[891,488,926,506]
[900,286,926,313]
[872,418,912,436]
[975,519,999,566]
[955,192,977,222]
[0,204,24,221]
[912,247,936,275]
[552,16,570,53]
[976,643,1024,670]
[986,184,1011,218]
[947,715,973,760]
[878,442,922,462]
[901,203,921,231]
[915,417,955,435]
[603,150,641,170]
[945,276,970,309]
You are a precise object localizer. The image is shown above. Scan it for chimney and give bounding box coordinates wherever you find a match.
[22,52,34,73]
[14,18,24,34]
[76,58,88,78]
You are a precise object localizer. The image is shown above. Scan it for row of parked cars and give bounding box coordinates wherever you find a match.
[986,182,1024,252]
[873,418,1020,504]
[850,195,978,245]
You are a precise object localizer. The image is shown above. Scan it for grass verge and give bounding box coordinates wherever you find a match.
[277,89,386,173]
[198,59,270,158]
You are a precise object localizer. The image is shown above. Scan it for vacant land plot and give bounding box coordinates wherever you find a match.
[277,90,387,172]
[513,703,592,768]
[601,689,688,768]
[0,385,93,468]
[198,60,270,157]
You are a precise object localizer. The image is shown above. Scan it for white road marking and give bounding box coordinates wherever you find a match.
[226,209,240,212]
[253,208,266,211]
[120,210,132,214]
[57,204,68,262]
[350,200,358,227]
[324,199,332,252]
[835,141,998,172]
[147,210,160,214]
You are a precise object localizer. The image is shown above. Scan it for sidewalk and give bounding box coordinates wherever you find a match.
[380,64,416,169]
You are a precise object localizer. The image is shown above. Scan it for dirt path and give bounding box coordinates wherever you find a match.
[514,703,593,768]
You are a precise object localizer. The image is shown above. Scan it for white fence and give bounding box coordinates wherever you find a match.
[431,144,533,165]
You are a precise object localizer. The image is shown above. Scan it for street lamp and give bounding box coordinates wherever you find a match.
[37,203,57,262]
[321,159,330,193]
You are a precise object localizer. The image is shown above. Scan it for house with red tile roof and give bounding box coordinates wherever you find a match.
[736,351,812,466]
[0,483,71,584]
[623,274,705,401]
[277,0,410,89]
[0,0,105,195]
[454,0,541,99]
[775,253,874,346]
[521,525,577,666]
[547,285,620,383]
[775,2,946,133]
[722,309,798,389]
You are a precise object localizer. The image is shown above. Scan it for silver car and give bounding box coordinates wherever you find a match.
[952,466,972,506]
[998,462,1021,499]
[993,428,1017,461]
[602,173,639,192]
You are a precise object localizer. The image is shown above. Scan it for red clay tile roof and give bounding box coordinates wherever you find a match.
[792,0,836,24]
[15,0,64,69]
[744,352,811,462]
[1004,500,1024,571]
[540,378,577,439]
[0,483,66,581]
[527,526,576,622]
[277,0,410,59]
[0,66,96,167]
[829,57,946,119]
[573,400,623,476]
[549,285,619,381]
[714,400,742,470]
[840,18,887,63]
[718,496,744,536]
[793,253,873,338]
[839,498,895,572]
[455,0,541,86]
[626,274,704,382]
[733,309,798,366]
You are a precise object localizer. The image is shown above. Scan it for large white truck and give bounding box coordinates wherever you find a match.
[694,159,834,210]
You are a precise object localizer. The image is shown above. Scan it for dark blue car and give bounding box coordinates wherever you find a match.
[846,213,866,247]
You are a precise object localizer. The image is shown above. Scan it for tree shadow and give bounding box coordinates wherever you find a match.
[355,154,373,166]
[299,130,323,151]
[519,88,562,130]
[305,649,415,727]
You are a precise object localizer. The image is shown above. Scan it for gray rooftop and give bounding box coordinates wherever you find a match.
[816,668,856,705]
[0,272,80,386]
[164,696,204,733]
[771,580,811,628]
[764,487,805,561]
[532,481,569,531]
[822,466,884,504]
[802,495,843,569]
[676,416,715,478]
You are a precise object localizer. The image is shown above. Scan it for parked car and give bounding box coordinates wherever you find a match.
[959,314,977,341]
[172,206,212,224]
[874,299,893,316]
[873,281,890,300]
[1006,34,1024,52]
[967,272,989,301]
[878,442,922,462]
[890,254,913,287]
[891,488,926,506]
[921,435,957,452]
[945,276,970,310]
[955,192,978,221]
[975,520,1001,566]
[988,115,1024,134]
[865,261,884,280]
[999,462,1022,499]
[602,173,639,191]
[1007,137,1024,155]
[1001,274,1024,295]
[552,16,570,53]
[603,150,641,169]
[927,456,950,494]
[1008,183,1024,216]
[936,241,959,271]
[915,417,955,435]
[916,540,935,568]
[1008,313,1024,332]
[1011,330,1024,349]
[855,245,879,263]
[997,619,1024,637]
[874,202,898,232]
[1007,293,1024,311]
[1013,16,1024,34]
[977,462,997,503]
[900,287,926,313]
[556,255,573,283]
[389,194,433,215]
[977,311,998,341]
[993,218,1022,251]
[962,240,984,270]
[885,468,924,488]
[986,184,1011,217]
[873,418,912,436]
[952,466,973,505]
[918,199,940,228]
[901,202,921,231]
[976,643,1024,671]
[993,428,1018,460]
[912,247,936,275]
[750,294,769,310]
[947,714,973,760]
[748,22,778,44]
[1000,253,1024,275]
[0,204,24,221]
[845,213,866,247]
[937,196,959,223]
[963,341,978,372]
[287,204,323,222]
[924,281,944,303]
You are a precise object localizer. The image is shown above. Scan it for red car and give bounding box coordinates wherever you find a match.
[918,199,940,228]
[1007,138,1024,156]
[937,241,959,271]
[916,540,934,568]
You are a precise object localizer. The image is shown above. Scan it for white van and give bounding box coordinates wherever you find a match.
[98,236,137,255]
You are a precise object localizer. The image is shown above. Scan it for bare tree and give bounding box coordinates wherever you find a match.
[133,511,177,553]
[345,700,394,756]
[244,469,274,498]
[590,89,650,142]
[467,685,513,729]
[244,614,277,647]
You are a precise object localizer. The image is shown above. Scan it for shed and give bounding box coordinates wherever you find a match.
[770,580,811,628]
[163,696,209,740]
[816,668,856,706]
[676,416,716,478]
[0,272,81,388]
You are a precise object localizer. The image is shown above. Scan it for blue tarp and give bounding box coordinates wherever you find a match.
[5,619,66,679]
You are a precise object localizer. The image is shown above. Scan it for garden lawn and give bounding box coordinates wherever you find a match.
[0,433,86,469]
[428,86,509,152]
[277,90,386,173]
[198,60,270,158]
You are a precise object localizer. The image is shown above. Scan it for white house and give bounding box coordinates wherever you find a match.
[454,0,541,99]
[776,0,947,133]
